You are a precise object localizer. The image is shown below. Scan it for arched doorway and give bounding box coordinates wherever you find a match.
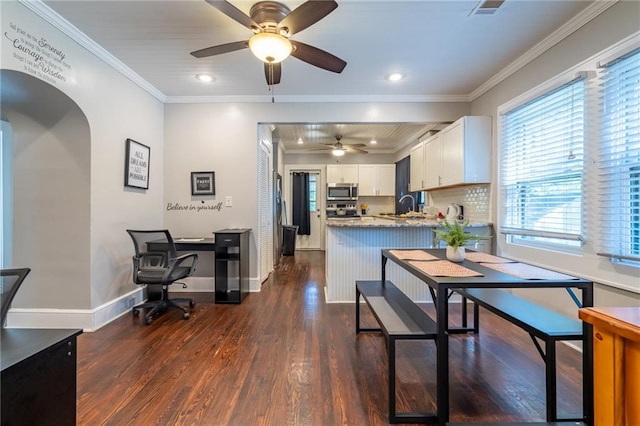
[1,69,91,313]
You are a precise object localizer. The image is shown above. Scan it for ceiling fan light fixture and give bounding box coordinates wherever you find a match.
[248,32,292,63]
[332,148,345,157]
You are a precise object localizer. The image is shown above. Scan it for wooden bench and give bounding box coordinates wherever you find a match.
[355,280,438,424]
[454,287,584,423]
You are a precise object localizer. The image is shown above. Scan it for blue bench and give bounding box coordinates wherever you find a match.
[355,280,438,424]
[454,287,584,423]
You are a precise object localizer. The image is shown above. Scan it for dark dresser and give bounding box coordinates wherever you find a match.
[1,328,83,426]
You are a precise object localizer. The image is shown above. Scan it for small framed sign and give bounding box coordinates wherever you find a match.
[124,139,150,189]
[191,171,215,196]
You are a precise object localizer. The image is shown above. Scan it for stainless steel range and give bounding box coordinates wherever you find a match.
[326,201,359,218]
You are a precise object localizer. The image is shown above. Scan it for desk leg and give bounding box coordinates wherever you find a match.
[582,287,594,425]
[436,286,449,425]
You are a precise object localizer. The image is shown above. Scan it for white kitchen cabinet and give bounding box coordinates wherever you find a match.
[424,116,491,190]
[326,164,358,183]
[409,142,425,192]
[358,164,395,196]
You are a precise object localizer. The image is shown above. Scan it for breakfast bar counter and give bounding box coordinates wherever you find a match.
[324,217,491,302]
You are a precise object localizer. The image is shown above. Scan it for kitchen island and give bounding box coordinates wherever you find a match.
[325,216,491,302]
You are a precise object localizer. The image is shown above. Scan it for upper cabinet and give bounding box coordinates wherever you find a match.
[409,141,425,192]
[413,116,491,191]
[327,164,358,183]
[359,164,395,196]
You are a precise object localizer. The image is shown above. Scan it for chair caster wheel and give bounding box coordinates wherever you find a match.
[183,312,190,320]
[189,300,196,308]
[145,317,153,325]
[132,309,140,317]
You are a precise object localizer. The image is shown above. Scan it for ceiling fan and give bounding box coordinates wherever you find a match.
[191,0,347,87]
[312,135,368,156]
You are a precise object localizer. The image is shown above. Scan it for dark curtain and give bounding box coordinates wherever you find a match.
[292,172,311,235]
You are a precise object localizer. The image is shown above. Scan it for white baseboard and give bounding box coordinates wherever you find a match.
[6,278,265,332]
[6,288,144,332]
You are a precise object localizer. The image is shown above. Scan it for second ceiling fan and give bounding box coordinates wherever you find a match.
[191,0,347,86]
[312,135,368,156]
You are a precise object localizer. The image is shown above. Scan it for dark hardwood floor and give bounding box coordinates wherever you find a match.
[76,251,583,425]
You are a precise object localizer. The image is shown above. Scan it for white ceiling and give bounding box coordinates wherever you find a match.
[39,0,600,153]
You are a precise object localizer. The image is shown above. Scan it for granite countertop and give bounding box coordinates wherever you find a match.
[326,216,491,228]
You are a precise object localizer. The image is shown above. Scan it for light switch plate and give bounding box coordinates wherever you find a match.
[225,196,232,207]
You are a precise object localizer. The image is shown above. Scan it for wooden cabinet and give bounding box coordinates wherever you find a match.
[358,164,395,196]
[422,116,491,190]
[579,307,640,426]
[326,164,358,183]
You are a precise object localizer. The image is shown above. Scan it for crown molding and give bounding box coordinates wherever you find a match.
[19,0,167,103]
[469,0,618,101]
[164,94,470,104]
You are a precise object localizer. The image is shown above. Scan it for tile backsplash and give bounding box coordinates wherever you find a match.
[426,184,490,222]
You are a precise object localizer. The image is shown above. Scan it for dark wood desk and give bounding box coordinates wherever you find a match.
[144,237,215,300]
[146,237,215,252]
[1,328,83,425]
[381,249,593,425]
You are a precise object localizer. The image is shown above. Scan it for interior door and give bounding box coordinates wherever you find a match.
[296,172,321,250]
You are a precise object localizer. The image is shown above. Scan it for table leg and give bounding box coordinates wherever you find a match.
[381,254,387,282]
[436,286,449,425]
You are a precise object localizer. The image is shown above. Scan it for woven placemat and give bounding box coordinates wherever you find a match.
[465,252,514,264]
[409,260,484,277]
[480,262,579,280]
[389,250,439,261]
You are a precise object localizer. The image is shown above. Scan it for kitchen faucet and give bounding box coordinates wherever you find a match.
[398,194,416,212]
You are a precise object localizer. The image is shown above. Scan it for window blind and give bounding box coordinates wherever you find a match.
[500,78,585,245]
[597,48,640,262]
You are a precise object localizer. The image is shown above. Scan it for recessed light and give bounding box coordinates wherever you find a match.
[196,73,214,83]
[370,139,377,145]
[297,137,304,145]
[386,72,405,82]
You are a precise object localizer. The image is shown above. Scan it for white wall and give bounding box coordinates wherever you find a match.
[163,102,469,284]
[470,1,640,310]
[1,1,164,328]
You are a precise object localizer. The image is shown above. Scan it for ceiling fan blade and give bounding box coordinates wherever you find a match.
[190,40,248,58]
[344,143,367,148]
[290,41,346,73]
[347,146,368,154]
[277,0,338,36]
[205,0,259,30]
[264,62,282,85]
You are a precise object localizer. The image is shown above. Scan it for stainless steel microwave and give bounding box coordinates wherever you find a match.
[327,183,358,201]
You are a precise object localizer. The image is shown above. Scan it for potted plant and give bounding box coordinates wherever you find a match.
[434,220,489,262]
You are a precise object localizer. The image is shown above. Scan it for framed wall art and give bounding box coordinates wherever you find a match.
[191,171,215,196]
[124,138,150,189]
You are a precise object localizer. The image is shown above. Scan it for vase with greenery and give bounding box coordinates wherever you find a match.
[434,220,488,262]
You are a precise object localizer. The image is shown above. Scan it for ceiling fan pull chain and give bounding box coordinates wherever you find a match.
[269,62,275,103]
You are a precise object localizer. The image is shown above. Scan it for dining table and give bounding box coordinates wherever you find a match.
[381,248,594,425]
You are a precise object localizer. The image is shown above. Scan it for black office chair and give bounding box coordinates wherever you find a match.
[1,268,31,328]
[126,230,198,325]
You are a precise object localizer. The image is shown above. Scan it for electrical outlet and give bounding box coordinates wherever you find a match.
[225,196,233,207]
